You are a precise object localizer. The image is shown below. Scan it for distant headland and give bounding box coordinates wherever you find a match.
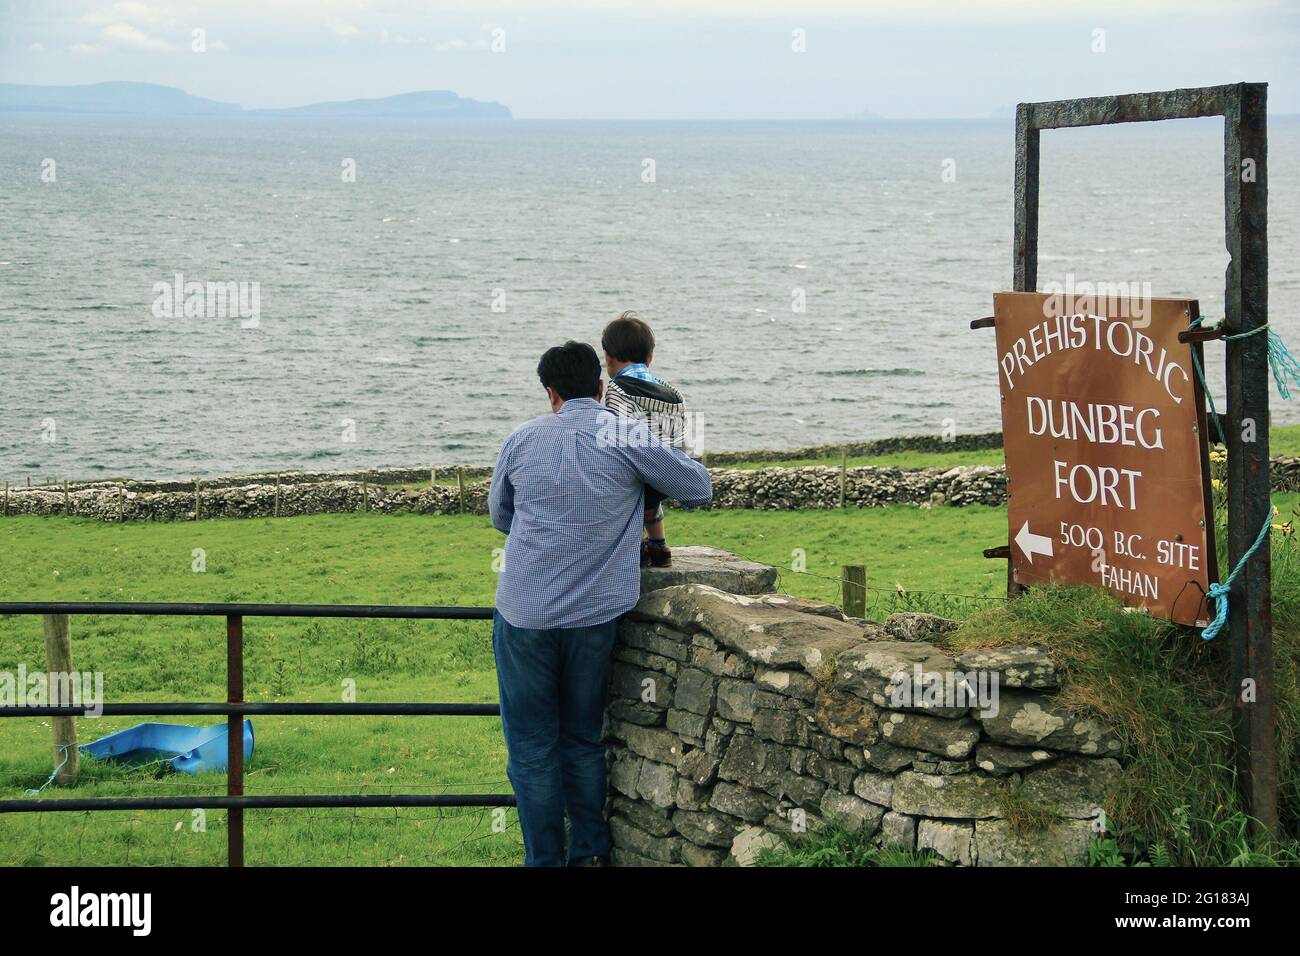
[0,81,512,119]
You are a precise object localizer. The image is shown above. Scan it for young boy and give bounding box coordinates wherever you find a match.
[601,311,696,568]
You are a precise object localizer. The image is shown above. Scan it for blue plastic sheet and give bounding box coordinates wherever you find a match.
[81,720,254,775]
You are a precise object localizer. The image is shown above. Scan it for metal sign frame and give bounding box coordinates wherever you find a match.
[1010,84,1274,836]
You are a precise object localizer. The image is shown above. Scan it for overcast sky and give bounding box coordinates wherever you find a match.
[2,0,1298,118]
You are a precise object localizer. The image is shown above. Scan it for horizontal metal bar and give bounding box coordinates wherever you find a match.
[0,703,500,717]
[1179,327,1225,344]
[0,794,516,813]
[1023,85,1237,129]
[0,601,494,619]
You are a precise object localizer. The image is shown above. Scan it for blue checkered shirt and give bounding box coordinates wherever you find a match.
[489,397,712,629]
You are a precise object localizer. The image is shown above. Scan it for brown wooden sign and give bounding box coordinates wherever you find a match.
[993,291,1217,626]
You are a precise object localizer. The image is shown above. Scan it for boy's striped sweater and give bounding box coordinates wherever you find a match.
[604,374,697,457]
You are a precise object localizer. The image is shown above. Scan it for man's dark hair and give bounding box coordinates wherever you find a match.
[537,341,602,400]
[601,310,655,364]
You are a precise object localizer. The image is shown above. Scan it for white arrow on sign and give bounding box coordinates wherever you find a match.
[1015,520,1054,564]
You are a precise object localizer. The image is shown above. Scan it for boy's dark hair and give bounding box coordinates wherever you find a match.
[601,310,655,364]
[537,341,602,400]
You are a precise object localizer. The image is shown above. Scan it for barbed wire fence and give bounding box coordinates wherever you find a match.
[720,547,1009,621]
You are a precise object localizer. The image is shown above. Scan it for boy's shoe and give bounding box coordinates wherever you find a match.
[643,541,672,568]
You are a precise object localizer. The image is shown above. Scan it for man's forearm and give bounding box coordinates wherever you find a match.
[673,457,712,508]
[648,447,712,508]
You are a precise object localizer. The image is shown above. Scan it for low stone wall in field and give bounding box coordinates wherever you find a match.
[606,555,1124,867]
[707,464,1007,508]
[0,480,490,522]
[1270,454,1300,492]
[4,455,1294,522]
[0,464,1002,520]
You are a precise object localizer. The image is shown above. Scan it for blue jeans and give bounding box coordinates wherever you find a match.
[492,610,620,867]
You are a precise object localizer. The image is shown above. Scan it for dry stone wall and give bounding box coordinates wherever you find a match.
[6,456,1295,522]
[606,556,1126,867]
[0,480,489,522]
[0,464,1009,519]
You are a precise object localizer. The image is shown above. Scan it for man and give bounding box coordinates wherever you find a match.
[489,340,712,866]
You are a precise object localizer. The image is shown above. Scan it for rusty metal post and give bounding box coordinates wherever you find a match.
[227,614,245,867]
[1012,103,1040,294]
[1224,82,1276,838]
[839,446,847,508]
[1006,102,1038,598]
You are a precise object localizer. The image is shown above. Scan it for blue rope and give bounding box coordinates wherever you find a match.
[1194,318,1300,403]
[1200,516,1272,642]
[26,744,73,796]
[1186,315,1292,639]
[1226,324,1300,401]
[1187,316,1227,445]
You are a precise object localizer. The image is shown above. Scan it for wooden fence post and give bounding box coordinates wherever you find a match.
[840,447,848,508]
[361,477,369,513]
[274,475,281,517]
[194,479,201,520]
[63,480,70,516]
[842,564,867,618]
[457,468,466,514]
[41,614,80,785]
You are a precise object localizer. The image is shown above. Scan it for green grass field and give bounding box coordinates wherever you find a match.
[1,434,1297,866]
[723,448,1008,470]
[0,501,1018,866]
